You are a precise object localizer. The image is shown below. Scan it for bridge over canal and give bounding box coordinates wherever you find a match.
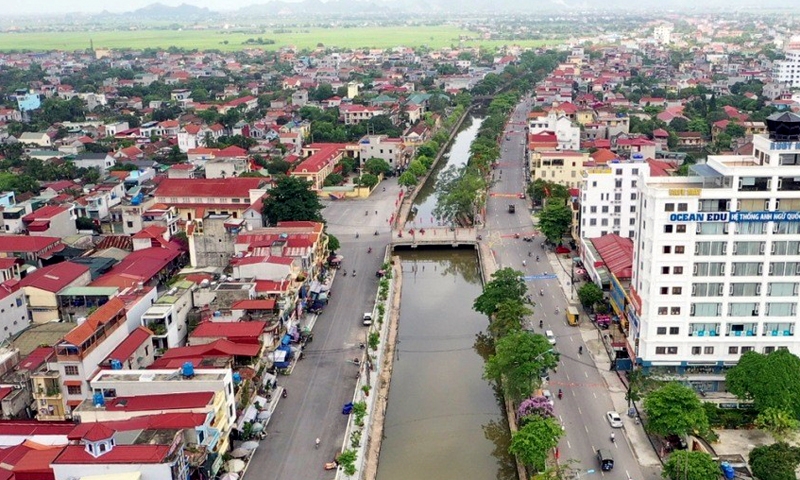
[390,227,479,249]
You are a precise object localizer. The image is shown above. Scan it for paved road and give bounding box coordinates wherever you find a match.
[483,96,655,480]
[247,183,400,480]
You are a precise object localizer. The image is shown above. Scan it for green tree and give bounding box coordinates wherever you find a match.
[326,233,340,254]
[417,143,437,159]
[488,298,530,339]
[398,171,418,188]
[509,416,564,472]
[485,330,559,402]
[749,442,800,480]
[433,164,485,226]
[669,117,689,132]
[577,282,604,309]
[339,157,356,176]
[261,176,323,225]
[474,267,527,316]
[528,179,569,204]
[643,383,709,437]
[687,117,710,136]
[727,350,800,419]
[356,173,379,189]
[363,157,392,176]
[264,158,292,175]
[754,407,800,441]
[323,173,344,186]
[662,451,720,480]
[75,217,98,232]
[537,202,573,243]
[725,122,746,138]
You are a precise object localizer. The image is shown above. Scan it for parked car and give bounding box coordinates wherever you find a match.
[362,312,373,326]
[606,411,623,428]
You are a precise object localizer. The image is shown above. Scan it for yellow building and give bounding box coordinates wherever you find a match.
[530,151,589,189]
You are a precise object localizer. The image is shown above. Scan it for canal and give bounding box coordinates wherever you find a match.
[377,116,515,480]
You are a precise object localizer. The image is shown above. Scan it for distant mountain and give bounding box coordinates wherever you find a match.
[239,0,400,16]
[128,2,211,19]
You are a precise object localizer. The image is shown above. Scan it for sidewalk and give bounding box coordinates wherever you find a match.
[546,248,663,469]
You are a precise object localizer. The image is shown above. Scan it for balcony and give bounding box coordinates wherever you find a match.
[738,177,771,192]
[778,177,800,191]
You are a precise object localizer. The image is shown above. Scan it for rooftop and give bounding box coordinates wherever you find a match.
[92,368,227,384]
[75,391,214,413]
[19,261,89,293]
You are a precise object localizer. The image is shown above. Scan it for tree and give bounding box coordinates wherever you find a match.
[75,217,98,232]
[363,157,392,176]
[528,179,568,204]
[264,158,292,175]
[326,233,340,254]
[643,382,709,437]
[669,117,689,132]
[356,173,379,189]
[323,173,344,186]
[339,157,356,176]
[577,283,604,309]
[725,122,746,139]
[261,176,323,225]
[398,171,418,188]
[754,407,800,441]
[407,160,427,177]
[537,203,573,243]
[488,298,530,338]
[473,267,527,316]
[484,331,559,402]
[517,395,555,421]
[749,442,800,480]
[509,416,564,472]
[433,165,485,226]
[726,350,800,419]
[662,451,720,480]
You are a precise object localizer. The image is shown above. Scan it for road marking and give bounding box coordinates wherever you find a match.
[614,441,619,449]
[593,392,597,399]
[567,440,572,449]
[577,407,582,415]
[626,470,631,479]
[559,415,564,423]
[565,373,570,381]
[585,371,589,378]
[585,425,590,433]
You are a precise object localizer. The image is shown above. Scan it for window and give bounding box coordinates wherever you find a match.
[656,347,666,354]
[674,266,684,274]
[731,262,762,276]
[770,262,800,276]
[663,246,672,254]
[67,385,82,395]
[631,180,637,188]
[768,282,798,296]
[660,287,669,295]
[590,219,597,226]
[616,169,623,175]
[733,241,765,255]
[602,206,609,213]
[662,266,670,274]
[590,206,597,213]
[771,241,800,255]
[665,203,675,212]
[691,303,721,317]
[630,206,636,214]
[672,287,682,295]
[693,262,725,277]
[667,347,678,354]
[730,283,760,296]
[601,219,609,226]
[729,302,759,317]
[64,365,79,376]
[671,307,681,315]
[764,346,776,354]
[658,307,668,315]
[704,346,714,354]
[657,327,667,334]
[729,346,739,354]
[692,346,701,355]
[675,246,685,254]
[766,303,796,317]
[631,193,637,200]
[742,346,754,353]
[664,225,674,233]
[678,203,688,212]
[697,222,727,235]
[676,224,687,233]
[695,242,727,256]
[615,179,623,188]
[669,326,680,335]
[632,168,639,175]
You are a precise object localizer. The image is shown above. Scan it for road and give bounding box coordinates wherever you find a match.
[247,184,400,480]
[483,95,653,480]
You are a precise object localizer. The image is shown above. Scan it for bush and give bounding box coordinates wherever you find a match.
[703,402,758,429]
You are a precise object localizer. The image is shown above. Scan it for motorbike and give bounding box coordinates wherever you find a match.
[368,247,372,253]
[282,389,288,399]
[374,231,379,236]
[352,270,356,277]
[557,389,563,400]
[579,346,583,355]
[365,211,368,216]
[539,289,544,296]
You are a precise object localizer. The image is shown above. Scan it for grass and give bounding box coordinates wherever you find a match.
[0,26,558,52]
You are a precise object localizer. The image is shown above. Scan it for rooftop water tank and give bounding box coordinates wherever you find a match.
[93,391,105,407]
[182,362,195,378]
[110,359,122,370]
[233,372,242,384]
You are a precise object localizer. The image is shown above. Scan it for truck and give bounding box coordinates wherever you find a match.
[508,204,516,213]
[566,306,580,326]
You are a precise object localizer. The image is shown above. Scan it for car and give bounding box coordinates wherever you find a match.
[606,411,623,428]
[541,389,554,405]
[545,330,556,345]
[362,312,373,326]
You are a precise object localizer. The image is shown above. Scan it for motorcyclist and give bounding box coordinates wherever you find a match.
[368,247,372,253]
[555,307,560,314]
[539,320,543,328]
[315,438,321,448]
[557,389,563,400]
[522,260,527,267]
[528,251,532,257]
[579,346,583,355]
[540,289,544,296]
[352,270,356,277]
[610,432,616,442]
[536,255,540,262]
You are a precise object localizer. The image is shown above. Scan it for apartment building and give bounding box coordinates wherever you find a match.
[630,113,800,391]
[581,159,649,240]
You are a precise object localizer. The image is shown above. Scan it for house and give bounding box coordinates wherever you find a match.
[219,95,258,114]
[676,131,706,148]
[18,132,52,147]
[529,151,589,189]
[101,325,154,370]
[291,143,348,191]
[0,235,64,267]
[153,178,267,221]
[0,281,28,343]
[71,153,116,173]
[140,279,195,351]
[90,245,183,290]
[19,261,91,323]
[22,205,77,238]
[189,321,268,347]
[339,104,386,125]
[359,135,410,170]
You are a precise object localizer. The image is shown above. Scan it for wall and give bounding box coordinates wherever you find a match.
[0,290,29,343]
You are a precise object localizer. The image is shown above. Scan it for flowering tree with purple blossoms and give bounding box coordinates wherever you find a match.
[518,395,555,423]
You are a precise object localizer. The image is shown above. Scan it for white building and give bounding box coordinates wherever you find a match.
[140,279,195,350]
[653,24,673,45]
[581,159,649,240]
[528,112,581,151]
[773,48,800,88]
[631,113,800,391]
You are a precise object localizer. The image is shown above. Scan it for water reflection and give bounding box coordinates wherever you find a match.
[377,250,514,480]
[411,117,482,224]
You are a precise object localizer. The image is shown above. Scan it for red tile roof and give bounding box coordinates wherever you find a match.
[91,245,181,286]
[155,178,264,198]
[10,444,62,479]
[293,144,346,174]
[161,338,260,358]
[232,299,276,310]
[590,234,633,280]
[104,326,152,365]
[19,262,89,293]
[0,235,61,254]
[63,298,125,346]
[100,392,214,412]
[68,413,206,440]
[22,205,68,222]
[18,347,54,372]
[82,423,115,442]
[190,321,267,342]
[217,145,248,157]
[0,420,75,437]
[53,445,170,464]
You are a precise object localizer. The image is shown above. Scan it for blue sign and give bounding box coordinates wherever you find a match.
[770,142,800,150]
[522,274,558,281]
[670,211,800,223]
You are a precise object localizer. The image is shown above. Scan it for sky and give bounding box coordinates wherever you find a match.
[5,0,278,15]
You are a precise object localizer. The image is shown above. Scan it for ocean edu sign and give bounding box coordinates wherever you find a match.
[669,211,800,223]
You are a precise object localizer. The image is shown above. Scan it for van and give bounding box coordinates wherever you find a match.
[362,312,373,326]
[545,330,556,345]
[597,449,614,471]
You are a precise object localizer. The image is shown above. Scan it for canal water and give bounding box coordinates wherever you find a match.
[409,117,484,226]
[376,117,515,480]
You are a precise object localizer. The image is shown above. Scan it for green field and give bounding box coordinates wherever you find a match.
[0,26,556,52]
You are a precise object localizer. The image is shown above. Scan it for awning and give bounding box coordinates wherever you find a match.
[27,220,50,232]
[81,473,142,480]
[272,349,288,363]
[64,380,83,387]
[281,334,291,345]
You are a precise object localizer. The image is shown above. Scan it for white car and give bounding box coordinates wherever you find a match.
[606,411,623,428]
